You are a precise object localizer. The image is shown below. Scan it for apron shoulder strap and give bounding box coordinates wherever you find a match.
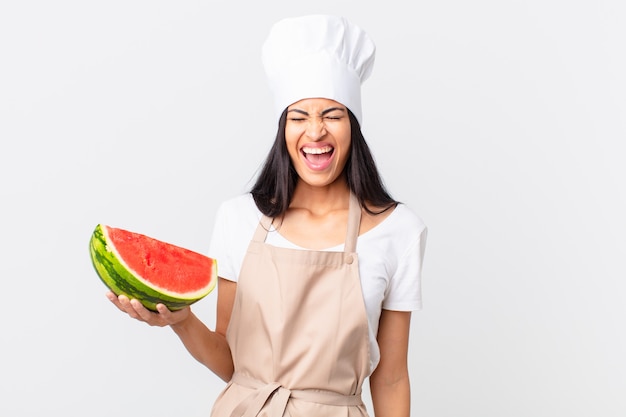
[252,215,273,243]
[345,192,361,253]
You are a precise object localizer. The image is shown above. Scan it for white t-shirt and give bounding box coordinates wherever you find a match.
[208,193,427,374]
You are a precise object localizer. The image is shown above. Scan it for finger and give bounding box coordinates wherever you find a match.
[106,291,135,315]
[105,291,126,312]
[155,303,171,317]
[118,295,142,320]
[129,298,165,326]
[156,304,190,326]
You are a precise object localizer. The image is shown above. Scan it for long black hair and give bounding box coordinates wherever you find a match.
[250,108,398,217]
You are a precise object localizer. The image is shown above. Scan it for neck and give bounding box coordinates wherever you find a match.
[290,179,351,214]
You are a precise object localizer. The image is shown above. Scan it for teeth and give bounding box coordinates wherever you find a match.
[302,146,333,154]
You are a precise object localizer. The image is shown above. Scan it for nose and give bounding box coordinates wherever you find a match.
[305,118,327,140]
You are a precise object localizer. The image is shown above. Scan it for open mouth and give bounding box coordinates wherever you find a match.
[302,145,334,165]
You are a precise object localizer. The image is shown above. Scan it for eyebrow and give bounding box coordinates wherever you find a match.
[287,107,346,116]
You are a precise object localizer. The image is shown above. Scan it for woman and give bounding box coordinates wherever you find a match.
[107,15,427,417]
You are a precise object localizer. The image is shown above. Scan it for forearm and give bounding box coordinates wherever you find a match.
[370,373,410,417]
[170,311,234,382]
[370,309,413,417]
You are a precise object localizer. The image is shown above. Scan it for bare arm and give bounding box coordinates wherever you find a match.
[169,277,236,381]
[106,277,236,381]
[369,310,412,417]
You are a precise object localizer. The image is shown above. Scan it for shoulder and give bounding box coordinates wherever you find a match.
[212,193,263,241]
[358,203,426,258]
[392,204,426,232]
[358,203,427,265]
[375,203,427,239]
[215,193,262,222]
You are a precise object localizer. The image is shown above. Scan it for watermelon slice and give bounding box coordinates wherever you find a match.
[89,224,217,311]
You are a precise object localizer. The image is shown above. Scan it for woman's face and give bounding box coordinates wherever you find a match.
[285,98,352,188]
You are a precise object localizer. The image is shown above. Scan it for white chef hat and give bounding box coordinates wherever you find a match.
[261,14,376,127]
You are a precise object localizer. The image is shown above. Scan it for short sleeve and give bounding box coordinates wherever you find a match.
[208,201,237,282]
[382,226,428,311]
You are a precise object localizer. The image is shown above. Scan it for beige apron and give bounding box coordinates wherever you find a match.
[210,193,371,417]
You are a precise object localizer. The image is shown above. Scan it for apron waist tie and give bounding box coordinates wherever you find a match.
[229,372,363,417]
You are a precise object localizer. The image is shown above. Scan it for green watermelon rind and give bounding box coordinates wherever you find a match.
[89,224,217,312]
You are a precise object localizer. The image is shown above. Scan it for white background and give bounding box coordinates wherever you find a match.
[1,1,625,416]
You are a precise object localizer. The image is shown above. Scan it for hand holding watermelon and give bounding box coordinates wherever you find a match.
[106,291,191,327]
[89,224,218,312]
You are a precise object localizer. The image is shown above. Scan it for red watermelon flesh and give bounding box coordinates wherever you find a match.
[89,224,217,311]
[107,227,211,295]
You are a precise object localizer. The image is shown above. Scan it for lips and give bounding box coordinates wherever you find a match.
[301,145,334,170]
